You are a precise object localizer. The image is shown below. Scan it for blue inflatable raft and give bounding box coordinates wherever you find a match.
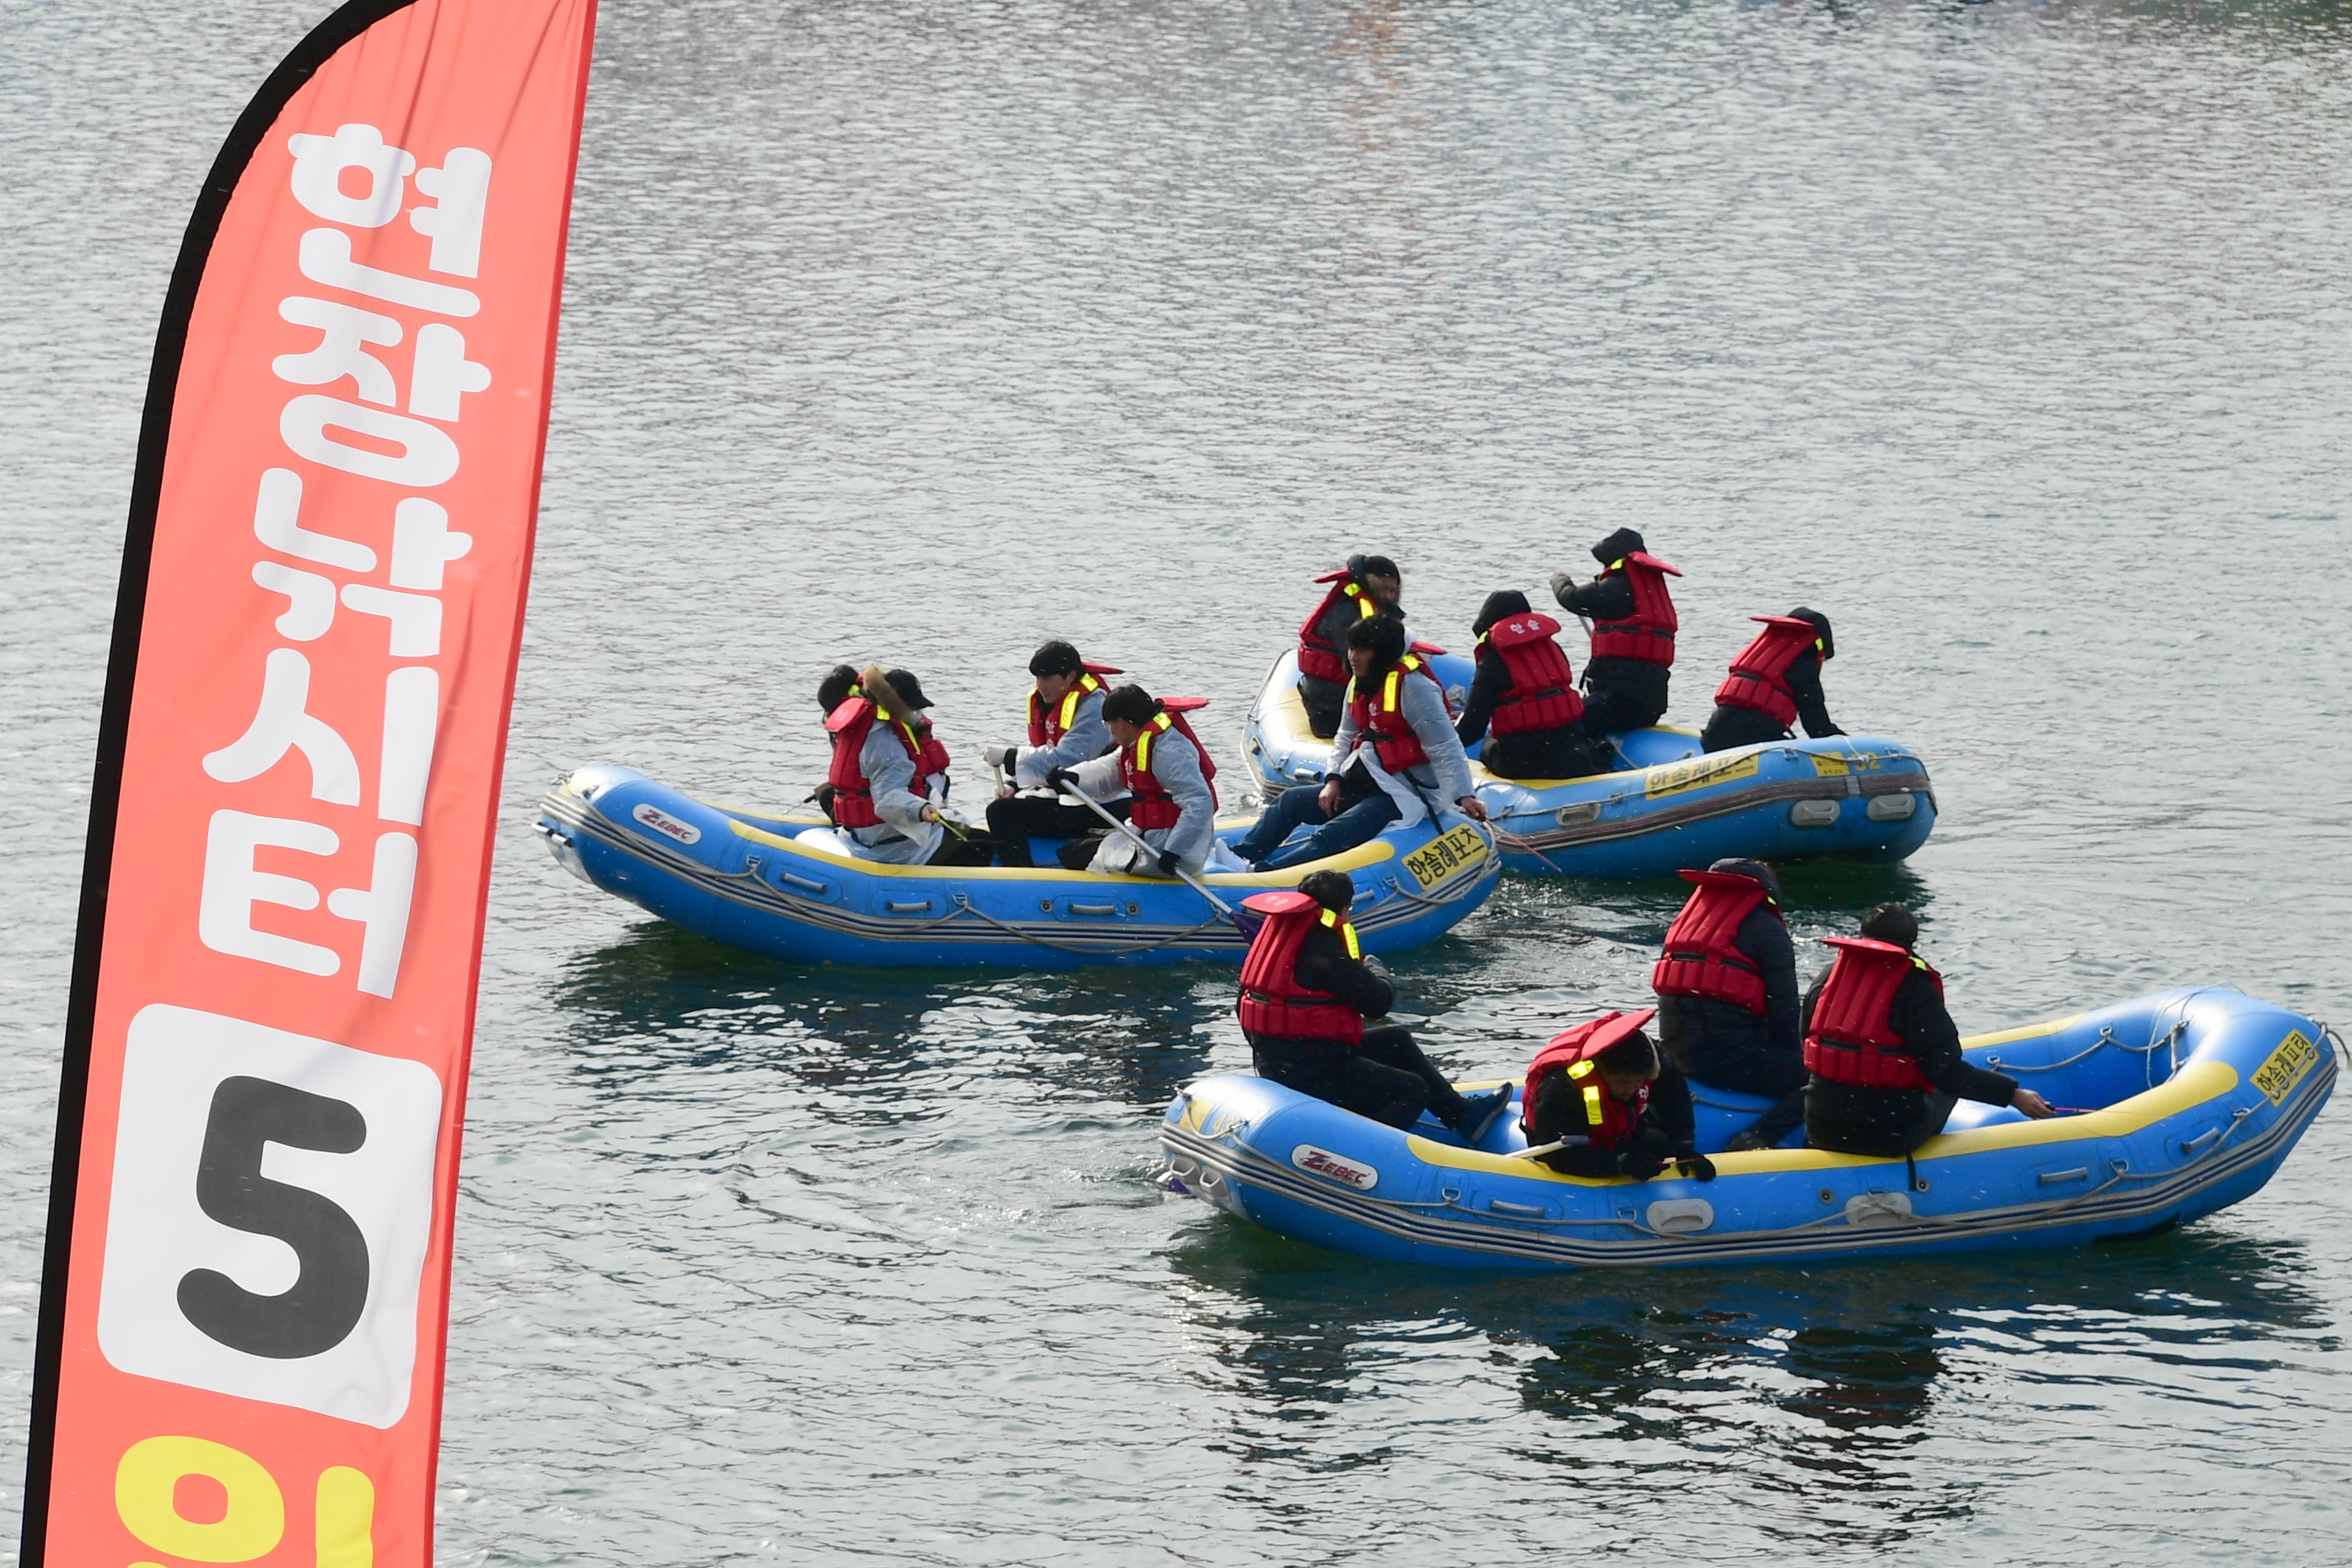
[534,765,1500,968]
[1240,649,1937,877]
[1159,988,2338,1268]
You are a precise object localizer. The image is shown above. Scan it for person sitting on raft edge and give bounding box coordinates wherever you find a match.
[1701,607,1845,754]
[1548,526,1680,741]
[1237,870,1514,1142]
[1232,612,1488,874]
[1652,858,1808,1152]
[819,665,995,867]
[1046,683,1217,877]
[1803,903,2055,1158]
[1295,553,1402,740]
[1522,1009,1715,1181]
[982,640,1127,868]
[1455,589,1611,781]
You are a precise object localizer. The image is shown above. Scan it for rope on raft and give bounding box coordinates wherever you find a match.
[946,894,1229,956]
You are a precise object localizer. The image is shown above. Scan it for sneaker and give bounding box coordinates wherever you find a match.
[1449,1087,1515,1145]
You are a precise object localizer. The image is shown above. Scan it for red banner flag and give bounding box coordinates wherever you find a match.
[23,3,597,1563]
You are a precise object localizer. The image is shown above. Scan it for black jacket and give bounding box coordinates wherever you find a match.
[1553,573,1634,624]
[1656,904,1803,1079]
[1530,1057,1696,1177]
[1801,965,2019,1155]
[1244,923,1392,1062]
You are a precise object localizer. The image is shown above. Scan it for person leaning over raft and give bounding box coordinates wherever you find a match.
[1294,553,1402,740]
[1547,527,1681,741]
[1048,683,1217,877]
[821,665,995,868]
[1803,903,2055,1157]
[1238,870,1514,1140]
[1454,590,1610,781]
[1651,858,1808,1151]
[1522,1009,1714,1181]
[1700,608,1845,754]
[981,640,1127,868]
[1231,613,1489,874]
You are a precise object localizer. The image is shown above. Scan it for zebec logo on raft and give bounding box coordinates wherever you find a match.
[1291,1144,1378,1191]
[631,802,701,845]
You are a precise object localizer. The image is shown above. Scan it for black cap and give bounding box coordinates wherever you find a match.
[1591,527,1647,567]
[884,669,934,709]
[1788,607,1834,661]
[1707,856,1783,902]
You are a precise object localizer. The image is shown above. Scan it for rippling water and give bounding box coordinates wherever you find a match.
[6,0,2352,1561]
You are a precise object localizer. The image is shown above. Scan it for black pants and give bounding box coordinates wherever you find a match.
[929,830,1002,867]
[985,794,1128,867]
[1805,1083,1958,1157]
[1577,660,1671,738]
[1483,724,1610,781]
[1700,703,1787,754]
[1299,674,1348,740]
[1251,1025,1470,1132]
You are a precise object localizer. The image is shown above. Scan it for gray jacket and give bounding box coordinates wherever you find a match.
[844,721,945,864]
[1329,664,1474,828]
[1068,727,1217,875]
[1012,685,1117,790]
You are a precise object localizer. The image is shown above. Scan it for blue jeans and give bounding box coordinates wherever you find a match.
[1233,783,1401,870]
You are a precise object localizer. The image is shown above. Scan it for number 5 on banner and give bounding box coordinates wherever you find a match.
[117,1436,373,1565]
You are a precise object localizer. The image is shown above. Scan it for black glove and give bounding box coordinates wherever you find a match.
[1617,1148,1669,1181]
[1046,767,1077,794]
[1675,1152,1719,1183]
[1157,848,1182,876]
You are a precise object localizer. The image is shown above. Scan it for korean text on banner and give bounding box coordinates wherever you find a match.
[22,3,598,1565]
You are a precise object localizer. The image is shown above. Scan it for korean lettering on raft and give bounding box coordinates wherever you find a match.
[197,123,492,999]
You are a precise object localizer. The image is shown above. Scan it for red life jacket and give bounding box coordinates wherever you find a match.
[1025,665,1121,747]
[1478,612,1585,734]
[824,694,928,830]
[1297,571,1381,683]
[1715,616,1824,728]
[1121,698,1219,831]
[1237,890,1364,1044]
[912,720,950,782]
[1803,937,1941,1092]
[1651,867,1781,1015]
[1587,551,1681,666]
[1522,1008,1658,1150]
[1346,654,1443,772]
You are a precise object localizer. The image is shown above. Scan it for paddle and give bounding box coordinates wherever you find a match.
[1055,781,1239,923]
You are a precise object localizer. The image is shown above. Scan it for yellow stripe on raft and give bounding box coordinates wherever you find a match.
[1410,1059,2241,1187]
[720,816,1402,884]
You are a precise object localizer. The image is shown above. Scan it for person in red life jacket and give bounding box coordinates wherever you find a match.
[1295,553,1402,740]
[1523,1010,1713,1181]
[1700,607,1846,754]
[1801,903,2055,1157]
[810,663,862,825]
[821,665,995,867]
[1453,590,1609,781]
[883,668,955,803]
[1046,683,1219,876]
[1232,614,1488,873]
[1238,870,1514,1139]
[1548,526,1681,741]
[1652,858,1808,1151]
[981,640,1128,868]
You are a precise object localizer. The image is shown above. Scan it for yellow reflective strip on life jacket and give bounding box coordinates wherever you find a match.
[1582,1083,1605,1126]
[1133,729,1154,770]
[1382,669,1400,710]
[1567,1059,1593,1079]
[1057,688,1081,730]
[1315,908,1363,959]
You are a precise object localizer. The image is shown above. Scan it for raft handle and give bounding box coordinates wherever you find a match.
[1066,902,1121,917]
[778,871,831,896]
[2036,1167,2091,1186]
[531,821,571,847]
[2179,1127,2224,1157]
[1485,1198,1549,1219]
[886,899,935,914]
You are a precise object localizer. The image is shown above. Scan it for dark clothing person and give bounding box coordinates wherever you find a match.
[1801,966,2021,1157]
[1456,649,1609,781]
[1701,648,1840,752]
[1529,1056,1697,1179]
[1244,918,1474,1132]
[1656,898,1808,1144]
[1554,571,1672,740]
